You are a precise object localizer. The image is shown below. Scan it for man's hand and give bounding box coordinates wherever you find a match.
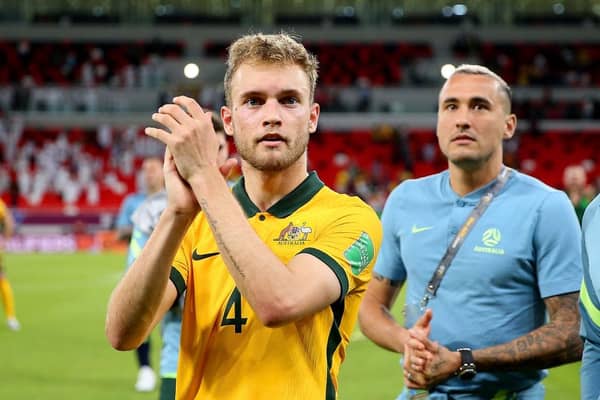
[403,309,434,388]
[146,96,238,216]
[146,96,220,183]
[404,323,461,389]
[162,147,200,216]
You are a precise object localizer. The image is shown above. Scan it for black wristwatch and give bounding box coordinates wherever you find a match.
[456,348,477,380]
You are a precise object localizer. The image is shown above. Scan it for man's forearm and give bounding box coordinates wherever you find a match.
[188,169,302,325]
[359,275,408,353]
[106,208,193,349]
[474,293,583,371]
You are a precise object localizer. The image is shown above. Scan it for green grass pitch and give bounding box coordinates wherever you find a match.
[0,253,580,399]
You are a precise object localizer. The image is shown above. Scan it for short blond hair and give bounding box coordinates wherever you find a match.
[223,32,319,105]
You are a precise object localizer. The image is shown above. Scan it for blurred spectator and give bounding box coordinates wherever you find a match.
[563,164,596,223]
[11,76,33,111]
[356,76,372,112]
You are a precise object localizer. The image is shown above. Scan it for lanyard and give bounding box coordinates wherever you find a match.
[419,167,512,309]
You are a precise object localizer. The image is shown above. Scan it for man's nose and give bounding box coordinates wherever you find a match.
[454,109,471,130]
[262,99,282,127]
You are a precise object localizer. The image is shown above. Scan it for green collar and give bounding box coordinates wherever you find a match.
[232,171,324,218]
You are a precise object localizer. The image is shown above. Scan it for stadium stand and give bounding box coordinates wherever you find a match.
[0,0,599,236]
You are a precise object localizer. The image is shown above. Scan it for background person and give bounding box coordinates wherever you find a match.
[579,193,600,400]
[0,198,19,331]
[359,64,583,399]
[122,156,166,392]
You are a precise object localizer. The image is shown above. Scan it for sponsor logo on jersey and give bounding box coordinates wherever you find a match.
[473,228,505,255]
[344,232,375,275]
[273,222,313,245]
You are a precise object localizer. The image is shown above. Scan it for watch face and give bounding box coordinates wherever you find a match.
[459,368,477,380]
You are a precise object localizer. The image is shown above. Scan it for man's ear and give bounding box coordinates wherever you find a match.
[308,102,320,134]
[503,113,517,140]
[221,106,234,137]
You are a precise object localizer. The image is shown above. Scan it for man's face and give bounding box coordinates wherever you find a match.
[436,73,516,170]
[142,158,164,193]
[221,62,319,172]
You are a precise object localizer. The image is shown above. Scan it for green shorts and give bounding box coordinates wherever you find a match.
[159,378,176,400]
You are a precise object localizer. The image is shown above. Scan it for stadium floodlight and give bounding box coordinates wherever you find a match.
[453,4,468,16]
[441,64,456,79]
[184,63,200,79]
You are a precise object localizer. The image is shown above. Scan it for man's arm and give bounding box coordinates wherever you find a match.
[105,207,190,350]
[2,206,15,238]
[404,292,583,388]
[187,168,342,327]
[115,195,136,241]
[358,272,409,353]
[107,145,200,350]
[473,292,582,370]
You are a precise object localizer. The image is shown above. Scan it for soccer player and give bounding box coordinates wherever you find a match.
[105,32,382,399]
[0,197,18,331]
[121,157,165,392]
[358,65,582,399]
[580,193,600,400]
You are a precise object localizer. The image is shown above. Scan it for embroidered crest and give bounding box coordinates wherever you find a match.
[344,232,375,275]
[274,222,313,245]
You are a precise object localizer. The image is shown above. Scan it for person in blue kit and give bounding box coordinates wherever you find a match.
[120,156,166,392]
[579,193,600,400]
[358,64,583,399]
[126,113,230,400]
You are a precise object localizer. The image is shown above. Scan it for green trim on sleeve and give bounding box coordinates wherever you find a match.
[300,247,349,300]
[169,267,186,299]
[325,300,344,400]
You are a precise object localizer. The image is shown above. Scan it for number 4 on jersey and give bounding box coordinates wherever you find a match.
[221,287,248,333]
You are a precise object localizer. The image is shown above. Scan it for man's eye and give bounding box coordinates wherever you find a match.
[245,98,260,106]
[282,97,298,104]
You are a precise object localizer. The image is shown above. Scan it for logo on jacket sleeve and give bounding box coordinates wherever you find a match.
[344,232,375,275]
[274,222,313,245]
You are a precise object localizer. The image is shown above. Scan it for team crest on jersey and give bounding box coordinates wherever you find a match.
[473,228,505,255]
[274,222,313,245]
[344,232,375,275]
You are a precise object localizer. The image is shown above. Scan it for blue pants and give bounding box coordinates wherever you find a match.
[397,382,545,400]
[581,341,600,400]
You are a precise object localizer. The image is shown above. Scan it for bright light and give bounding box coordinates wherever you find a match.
[441,64,456,79]
[453,4,468,16]
[184,63,199,79]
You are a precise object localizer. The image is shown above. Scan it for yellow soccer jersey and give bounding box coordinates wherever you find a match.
[170,172,382,400]
[0,198,7,233]
[0,198,7,221]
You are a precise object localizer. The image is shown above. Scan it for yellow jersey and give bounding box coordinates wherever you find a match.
[0,198,8,237]
[170,172,382,400]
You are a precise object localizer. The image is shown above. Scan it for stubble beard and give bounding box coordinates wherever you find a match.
[446,146,496,172]
[234,132,309,172]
